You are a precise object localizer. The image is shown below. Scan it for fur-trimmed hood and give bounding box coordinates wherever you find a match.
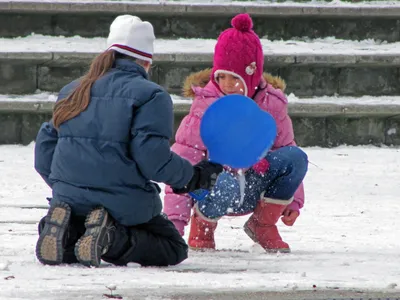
[182,68,286,98]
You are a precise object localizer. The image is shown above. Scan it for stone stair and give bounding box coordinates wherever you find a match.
[1,1,400,41]
[2,36,400,96]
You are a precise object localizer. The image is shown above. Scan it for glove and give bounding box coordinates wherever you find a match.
[252,158,270,174]
[172,160,223,194]
[281,207,299,226]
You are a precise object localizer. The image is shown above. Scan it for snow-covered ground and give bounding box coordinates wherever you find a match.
[1,35,400,55]
[0,144,400,299]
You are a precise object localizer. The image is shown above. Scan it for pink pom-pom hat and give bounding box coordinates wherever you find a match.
[211,13,264,98]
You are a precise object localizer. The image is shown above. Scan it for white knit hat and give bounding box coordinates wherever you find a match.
[106,15,155,63]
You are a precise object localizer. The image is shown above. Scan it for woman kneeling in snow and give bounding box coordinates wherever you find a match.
[34,15,222,267]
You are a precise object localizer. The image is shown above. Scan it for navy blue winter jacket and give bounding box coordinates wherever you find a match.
[34,58,193,226]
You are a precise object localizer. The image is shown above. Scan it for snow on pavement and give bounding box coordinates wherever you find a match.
[2,92,400,107]
[0,144,400,299]
[2,35,400,55]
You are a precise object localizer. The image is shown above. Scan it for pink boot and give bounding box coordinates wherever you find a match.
[244,197,292,253]
[188,206,218,251]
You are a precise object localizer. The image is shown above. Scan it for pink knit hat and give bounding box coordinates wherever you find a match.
[212,13,264,99]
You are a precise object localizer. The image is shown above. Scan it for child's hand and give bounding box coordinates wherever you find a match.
[281,208,299,226]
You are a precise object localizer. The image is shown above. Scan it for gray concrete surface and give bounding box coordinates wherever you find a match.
[4,52,400,66]
[0,2,400,41]
[2,100,400,118]
[2,52,400,96]
[1,1,400,17]
[4,287,400,300]
[1,100,400,146]
[167,289,399,300]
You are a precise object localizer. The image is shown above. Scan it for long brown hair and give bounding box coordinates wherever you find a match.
[52,50,116,129]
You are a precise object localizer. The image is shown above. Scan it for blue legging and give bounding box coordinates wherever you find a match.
[197,146,308,219]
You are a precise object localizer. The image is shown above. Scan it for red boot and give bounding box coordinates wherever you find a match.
[244,198,292,253]
[188,207,218,251]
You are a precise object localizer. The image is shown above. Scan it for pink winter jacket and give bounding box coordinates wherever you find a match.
[164,69,305,230]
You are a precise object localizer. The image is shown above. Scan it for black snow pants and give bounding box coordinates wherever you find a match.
[38,212,188,266]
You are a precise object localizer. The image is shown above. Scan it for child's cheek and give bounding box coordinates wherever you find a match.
[218,83,226,93]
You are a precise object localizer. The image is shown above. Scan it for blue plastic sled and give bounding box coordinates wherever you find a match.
[189,94,277,201]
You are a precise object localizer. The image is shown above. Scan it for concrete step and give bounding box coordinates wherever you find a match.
[0,1,400,41]
[2,36,400,97]
[1,94,400,147]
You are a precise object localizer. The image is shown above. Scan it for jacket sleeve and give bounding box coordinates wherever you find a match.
[34,120,58,188]
[163,98,208,225]
[270,95,305,212]
[130,90,194,188]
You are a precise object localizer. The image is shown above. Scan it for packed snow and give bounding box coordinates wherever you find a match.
[0,144,399,299]
[2,35,400,55]
[2,92,400,107]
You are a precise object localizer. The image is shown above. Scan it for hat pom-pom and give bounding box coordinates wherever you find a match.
[231,14,253,32]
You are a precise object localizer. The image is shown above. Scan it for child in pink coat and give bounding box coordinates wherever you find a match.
[164,13,308,253]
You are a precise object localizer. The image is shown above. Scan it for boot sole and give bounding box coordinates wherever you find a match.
[74,207,109,267]
[189,246,216,252]
[243,222,291,254]
[36,202,71,265]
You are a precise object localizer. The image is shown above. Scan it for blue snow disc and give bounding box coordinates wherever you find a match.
[200,94,277,169]
[189,94,277,201]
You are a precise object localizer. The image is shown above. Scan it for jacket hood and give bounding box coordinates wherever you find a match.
[182,68,286,98]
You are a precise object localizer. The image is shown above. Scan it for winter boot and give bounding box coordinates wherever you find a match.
[37,214,85,264]
[244,196,293,253]
[74,207,116,267]
[36,200,72,265]
[188,205,218,250]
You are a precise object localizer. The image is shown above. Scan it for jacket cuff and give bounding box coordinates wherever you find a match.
[171,219,186,236]
[287,200,301,214]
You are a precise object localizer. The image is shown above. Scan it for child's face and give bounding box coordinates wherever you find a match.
[216,73,246,95]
